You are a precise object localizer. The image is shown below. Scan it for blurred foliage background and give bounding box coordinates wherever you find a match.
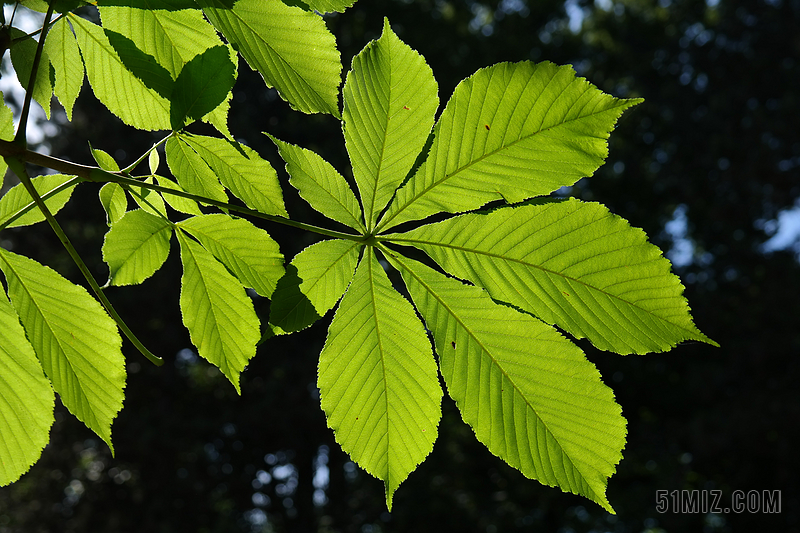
[0,0,798,531]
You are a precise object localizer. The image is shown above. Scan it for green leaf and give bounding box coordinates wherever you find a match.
[198,0,342,116]
[0,97,14,179]
[165,136,228,204]
[378,61,643,231]
[303,0,357,13]
[90,146,120,171]
[0,175,78,229]
[269,238,361,333]
[177,214,284,298]
[99,182,128,225]
[0,289,55,486]
[131,177,168,217]
[177,231,259,393]
[343,19,438,229]
[102,209,173,286]
[9,28,52,119]
[181,134,287,217]
[103,28,176,98]
[318,249,441,509]
[170,45,236,129]
[70,14,171,130]
[155,176,203,215]
[389,198,717,354]
[0,249,126,451]
[267,134,363,231]
[43,17,83,121]
[387,252,625,512]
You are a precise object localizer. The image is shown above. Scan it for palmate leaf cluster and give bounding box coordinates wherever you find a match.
[0,0,715,512]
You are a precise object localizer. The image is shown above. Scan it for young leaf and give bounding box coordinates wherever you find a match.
[269,238,361,333]
[102,209,173,286]
[177,214,284,298]
[267,134,364,231]
[99,182,128,225]
[343,18,437,229]
[389,198,717,354]
[43,17,83,121]
[170,45,236,130]
[165,136,228,204]
[378,61,643,231]
[90,146,120,171]
[131,177,168,217]
[177,231,259,393]
[0,175,77,229]
[0,289,55,486]
[9,28,52,119]
[0,249,126,452]
[181,134,287,217]
[198,0,341,117]
[70,14,171,130]
[318,250,442,509]
[149,150,160,175]
[387,252,625,512]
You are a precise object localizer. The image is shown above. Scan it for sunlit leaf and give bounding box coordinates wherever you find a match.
[43,17,83,121]
[99,182,128,225]
[0,175,78,229]
[165,136,227,203]
[9,28,52,119]
[0,249,125,451]
[388,252,625,512]
[0,289,54,486]
[379,61,642,230]
[102,209,173,286]
[318,250,441,509]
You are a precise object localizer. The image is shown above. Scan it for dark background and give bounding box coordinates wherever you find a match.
[0,0,798,531]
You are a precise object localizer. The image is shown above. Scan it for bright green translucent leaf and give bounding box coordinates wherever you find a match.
[149,150,161,175]
[131,177,168,217]
[0,249,126,452]
[0,289,54,486]
[103,28,175,98]
[90,146,120,171]
[155,176,202,215]
[96,0,198,10]
[43,18,83,121]
[303,0,357,13]
[99,182,128,225]
[390,198,717,354]
[178,214,284,298]
[318,250,441,509]
[0,175,77,229]
[102,209,173,286]
[9,28,52,119]
[177,232,259,393]
[198,0,341,116]
[343,19,437,229]
[379,61,642,231]
[267,134,363,231]
[70,14,171,130]
[0,97,14,178]
[387,252,625,512]
[165,136,227,204]
[170,45,236,129]
[269,238,360,333]
[182,134,287,217]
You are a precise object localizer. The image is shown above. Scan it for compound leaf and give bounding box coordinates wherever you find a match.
[0,249,125,452]
[268,134,363,231]
[269,238,361,333]
[198,0,341,116]
[178,214,284,298]
[178,232,259,393]
[389,198,717,354]
[342,18,437,229]
[379,61,642,231]
[318,249,441,509]
[0,289,54,486]
[102,209,173,286]
[388,252,625,512]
